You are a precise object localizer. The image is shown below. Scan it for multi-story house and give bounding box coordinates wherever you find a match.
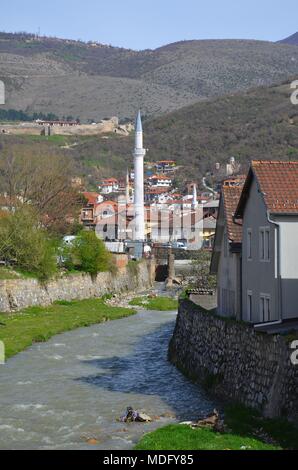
[212,161,298,324]
[80,192,103,228]
[235,161,298,324]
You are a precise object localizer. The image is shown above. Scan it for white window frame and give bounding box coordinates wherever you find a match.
[247,290,253,322]
[265,228,270,261]
[259,227,270,262]
[259,293,271,322]
[247,228,252,260]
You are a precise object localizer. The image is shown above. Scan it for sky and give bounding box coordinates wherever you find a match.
[1,0,297,50]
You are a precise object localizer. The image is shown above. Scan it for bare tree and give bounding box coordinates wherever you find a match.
[0,144,80,233]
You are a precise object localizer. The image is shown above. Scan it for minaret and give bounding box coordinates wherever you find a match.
[126,168,130,203]
[192,183,198,210]
[133,110,146,240]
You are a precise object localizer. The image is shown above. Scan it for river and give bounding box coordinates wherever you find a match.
[0,306,215,450]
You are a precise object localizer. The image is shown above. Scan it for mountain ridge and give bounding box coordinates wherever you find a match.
[1,32,298,120]
[278,32,298,46]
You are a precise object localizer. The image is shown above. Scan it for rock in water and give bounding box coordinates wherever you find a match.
[137,412,152,423]
[87,438,99,445]
[120,407,152,423]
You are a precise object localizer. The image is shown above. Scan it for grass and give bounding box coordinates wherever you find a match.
[0,267,20,280]
[0,298,136,359]
[135,425,279,450]
[285,331,298,344]
[0,267,39,280]
[129,296,178,311]
[22,135,70,145]
[135,405,298,450]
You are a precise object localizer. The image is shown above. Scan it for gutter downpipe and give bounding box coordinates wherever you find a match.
[266,210,283,324]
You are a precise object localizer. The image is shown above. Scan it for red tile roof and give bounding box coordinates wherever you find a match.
[101,178,118,183]
[149,174,172,180]
[252,161,298,213]
[82,192,99,205]
[236,161,298,216]
[222,184,244,243]
[145,187,169,194]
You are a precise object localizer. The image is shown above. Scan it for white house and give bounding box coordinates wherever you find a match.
[98,178,119,194]
[147,175,172,188]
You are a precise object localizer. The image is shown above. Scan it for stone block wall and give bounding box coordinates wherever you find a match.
[0,260,155,313]
[169,299,298,421]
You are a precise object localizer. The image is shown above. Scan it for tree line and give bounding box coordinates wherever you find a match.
[0,109,78,123]
[0,143,113,280]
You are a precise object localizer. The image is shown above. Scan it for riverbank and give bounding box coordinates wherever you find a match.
[0,298,135,359]
[135,404,298,450]
[128,296,178,311]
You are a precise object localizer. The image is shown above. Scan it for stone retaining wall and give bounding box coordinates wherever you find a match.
[169,299,298,421]
[0,260,154,313]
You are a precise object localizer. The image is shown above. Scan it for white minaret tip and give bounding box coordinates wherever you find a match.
[135,110,142,133]
[192,183,198,209]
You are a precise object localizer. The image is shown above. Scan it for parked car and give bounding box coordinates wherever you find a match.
[172,241,188,250]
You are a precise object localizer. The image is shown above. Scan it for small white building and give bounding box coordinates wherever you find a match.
[98,178,119,194]
[147,175,172,188]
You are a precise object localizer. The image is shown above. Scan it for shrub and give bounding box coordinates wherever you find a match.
[0,207,57,281]
[72,231,113,276]
[127,259,140,278]
[190,250,217,290]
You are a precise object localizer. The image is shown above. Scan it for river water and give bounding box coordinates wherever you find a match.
[0,307,215,450]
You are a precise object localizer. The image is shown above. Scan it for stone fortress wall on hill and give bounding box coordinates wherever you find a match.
[0,117,133,137]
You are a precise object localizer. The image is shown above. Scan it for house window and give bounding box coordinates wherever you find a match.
[259,227,270,261]
[247,229,252,260]
[265,229,270,261]
[247,290,253,321]
[260,294,271,322]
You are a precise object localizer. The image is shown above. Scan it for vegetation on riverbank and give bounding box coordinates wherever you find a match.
[129,296,178,311]
[0,298,136,359]
[135,405,298,450]
[0,206,115,281]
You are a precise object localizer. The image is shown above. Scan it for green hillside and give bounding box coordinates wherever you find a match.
[0,80,297,188]
[73,79,298,183]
